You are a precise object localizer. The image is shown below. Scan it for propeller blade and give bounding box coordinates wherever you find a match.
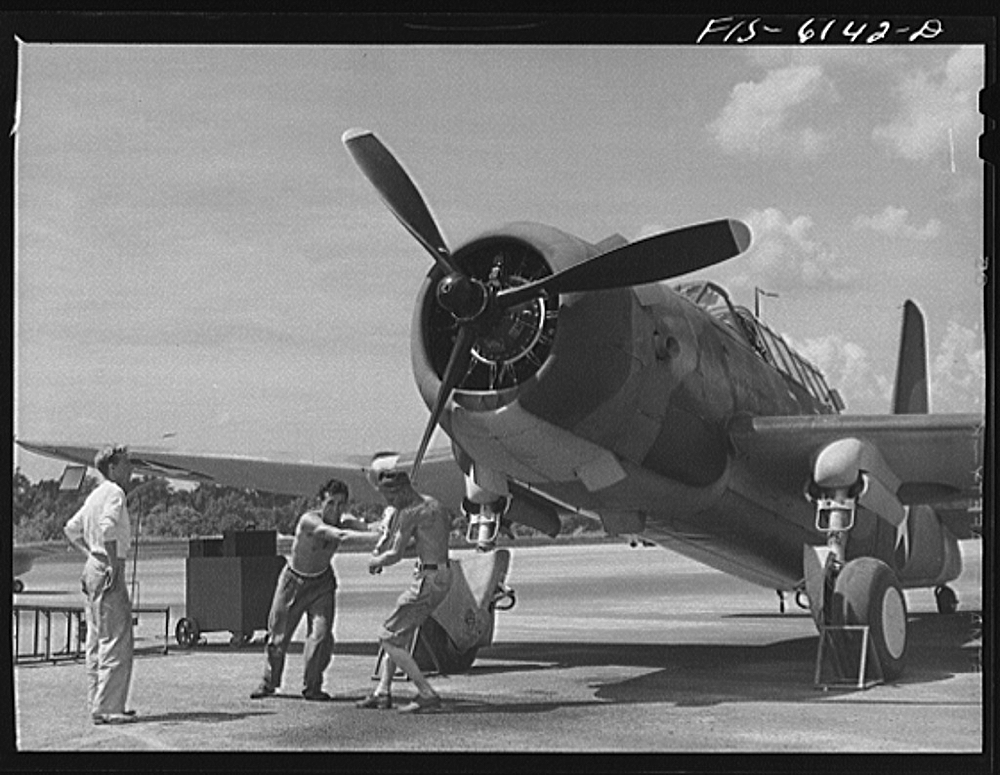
[497,219,751,308]
[410,324,478,481]
[342,128,460,276]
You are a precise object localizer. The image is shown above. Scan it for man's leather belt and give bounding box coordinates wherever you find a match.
[418,561,449,571]
[288,564,332,580]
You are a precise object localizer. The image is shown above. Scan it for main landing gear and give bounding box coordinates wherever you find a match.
[831,556,908,680]
[805,483,908,684]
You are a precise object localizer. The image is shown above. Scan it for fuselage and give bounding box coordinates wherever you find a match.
[411,223,960,590]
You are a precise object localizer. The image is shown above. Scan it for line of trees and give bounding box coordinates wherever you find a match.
[13,469,603,546]
[11,470,386,544]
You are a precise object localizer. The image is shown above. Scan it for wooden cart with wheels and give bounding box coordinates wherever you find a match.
[177,531,285,648]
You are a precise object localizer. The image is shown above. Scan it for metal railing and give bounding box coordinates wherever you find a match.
[13,604,171,664]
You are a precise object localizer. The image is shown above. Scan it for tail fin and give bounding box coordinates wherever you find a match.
[892,300,929,414]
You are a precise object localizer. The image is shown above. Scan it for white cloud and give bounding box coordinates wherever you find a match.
[851,206,943,240]
[746,47,892,70]
[792,334,891,412]
[930,320,986,412]
[708,65,831,157]
[790,318,985,415]
[872,46,982,162]
[719,208,858,291]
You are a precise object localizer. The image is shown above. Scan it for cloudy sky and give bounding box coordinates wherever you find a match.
[13,38,987,481]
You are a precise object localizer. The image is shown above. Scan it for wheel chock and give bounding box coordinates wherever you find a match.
[814,624,884,690]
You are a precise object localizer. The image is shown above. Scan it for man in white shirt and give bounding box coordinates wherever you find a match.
[64,444,136,725]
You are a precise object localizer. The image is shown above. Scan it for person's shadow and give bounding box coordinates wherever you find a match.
[126,710,275,725]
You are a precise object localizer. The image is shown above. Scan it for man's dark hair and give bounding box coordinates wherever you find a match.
[317,478,349,500]
[94,444,129,478]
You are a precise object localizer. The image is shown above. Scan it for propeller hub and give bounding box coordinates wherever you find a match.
[436,273,489,321]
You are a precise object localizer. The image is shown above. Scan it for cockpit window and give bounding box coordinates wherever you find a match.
[674,281,740,332]
[673,280,838,411]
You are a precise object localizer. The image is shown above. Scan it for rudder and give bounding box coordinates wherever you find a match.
[892,300,928,414]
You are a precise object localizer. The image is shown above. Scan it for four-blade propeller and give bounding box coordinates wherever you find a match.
[342,128,752,480]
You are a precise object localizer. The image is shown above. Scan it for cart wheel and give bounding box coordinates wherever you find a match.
[14,578,24,594]
[175,618,200,648]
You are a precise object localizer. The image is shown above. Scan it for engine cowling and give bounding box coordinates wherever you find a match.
[412,222,606,422]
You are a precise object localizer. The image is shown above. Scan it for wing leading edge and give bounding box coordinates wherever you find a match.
[14,440,464,503]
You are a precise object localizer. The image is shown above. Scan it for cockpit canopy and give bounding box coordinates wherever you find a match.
[674,281,843,412]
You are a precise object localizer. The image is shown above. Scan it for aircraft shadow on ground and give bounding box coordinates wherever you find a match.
[158,614,980,712]
[452,611,983,710]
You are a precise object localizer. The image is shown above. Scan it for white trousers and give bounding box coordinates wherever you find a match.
[81,557,134,717]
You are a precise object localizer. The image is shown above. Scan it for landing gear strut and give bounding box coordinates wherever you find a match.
[462,495,511,552]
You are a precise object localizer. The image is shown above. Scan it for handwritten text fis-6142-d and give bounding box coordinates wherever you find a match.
[696,17,945,45]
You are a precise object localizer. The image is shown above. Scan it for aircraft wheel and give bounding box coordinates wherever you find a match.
[934,585,959,615]
[175,618,201,648]
[14,578,24,594]
[413,617,479,675]
[832,557,908,681]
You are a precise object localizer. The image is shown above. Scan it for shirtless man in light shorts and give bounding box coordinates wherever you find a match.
[357,468,453,713]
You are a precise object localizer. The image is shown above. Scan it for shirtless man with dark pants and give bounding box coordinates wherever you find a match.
[357,468,453,713]
[251,478,367,701]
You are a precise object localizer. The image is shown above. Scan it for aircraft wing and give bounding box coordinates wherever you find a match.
[14,439,465,504]
[728,413,984,534]
[14,440,564,534]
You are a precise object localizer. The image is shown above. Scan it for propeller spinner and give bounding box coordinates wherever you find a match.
[342,128,751,480]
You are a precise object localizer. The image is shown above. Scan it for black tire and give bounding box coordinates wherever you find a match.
[934,585,959,615]
[413,617,479,675]
[13,578,24,594]
[175,617,200,648]
[832,557,908,681]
